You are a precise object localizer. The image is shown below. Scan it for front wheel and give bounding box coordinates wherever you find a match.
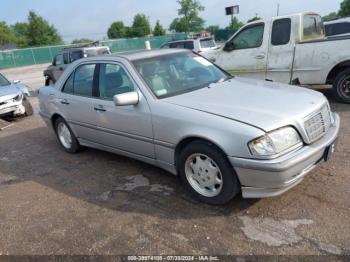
[54,117,80,153]
[178,140,240,205]
[333,68,350,103]
[45,77,54,86]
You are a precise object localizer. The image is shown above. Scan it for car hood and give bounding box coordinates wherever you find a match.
[163,77,327,132]
[0,84,22,102]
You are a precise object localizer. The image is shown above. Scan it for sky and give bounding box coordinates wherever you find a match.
[1,0,343,42]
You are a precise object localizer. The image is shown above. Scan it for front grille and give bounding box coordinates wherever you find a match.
[304,105,332,143]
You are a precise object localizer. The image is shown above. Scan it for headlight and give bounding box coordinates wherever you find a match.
[249,127,302,157]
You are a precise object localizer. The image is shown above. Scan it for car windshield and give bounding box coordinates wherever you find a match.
[132,52,229,98]
[0,74,10,87]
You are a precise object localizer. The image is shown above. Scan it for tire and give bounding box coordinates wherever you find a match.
[332,68,350,103]
[45,77,54,86]
[54,117,80,153]
[22,97,33,116]
[178,140,240,205]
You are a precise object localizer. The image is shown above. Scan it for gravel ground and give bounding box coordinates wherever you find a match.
[0,66,349,256]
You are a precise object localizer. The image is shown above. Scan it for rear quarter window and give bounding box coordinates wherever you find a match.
[271,18,291,45]
[200,38,216,48]
[303,15,325,41]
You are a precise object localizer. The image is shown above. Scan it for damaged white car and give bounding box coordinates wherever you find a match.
[0,73,33,118]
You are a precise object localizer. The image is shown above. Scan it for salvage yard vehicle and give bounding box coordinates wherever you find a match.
[160,37,218,54]
[203,12,350,103]
[44,44,111,86]
[0,73,33,118]
[39,49,340,205]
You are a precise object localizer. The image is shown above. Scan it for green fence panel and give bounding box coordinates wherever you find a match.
[0,51,15,69]
[0,33,188,70]
[12,49,35,67]
[32,47,53,64]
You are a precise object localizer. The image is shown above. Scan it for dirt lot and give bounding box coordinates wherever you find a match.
[0,66,349,256]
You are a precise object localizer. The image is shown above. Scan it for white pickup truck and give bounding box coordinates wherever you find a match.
[204,12,350,103]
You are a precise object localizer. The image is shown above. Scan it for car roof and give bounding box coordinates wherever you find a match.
[112,48,190,61]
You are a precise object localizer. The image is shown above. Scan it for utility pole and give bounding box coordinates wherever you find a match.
[277,3,280,16]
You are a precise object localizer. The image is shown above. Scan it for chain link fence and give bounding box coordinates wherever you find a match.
[0,33,186,70]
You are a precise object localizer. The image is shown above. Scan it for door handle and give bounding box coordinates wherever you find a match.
[60,99,70,105]
[255,54,265,59]
[94,106,106,112]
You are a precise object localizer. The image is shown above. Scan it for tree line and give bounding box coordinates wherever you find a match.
[1,0,350,48]
[323,0,350,20]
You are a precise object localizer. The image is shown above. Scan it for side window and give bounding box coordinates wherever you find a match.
[70,51,83,62]
[169,42,185,48]
[184,41,194,49]
[231,24,264,49]
[55,54,63,66]
[271,18,291,46]
[327,22,350,36]
[73,64,96,97]
[62,72,74,94]
[161,44,170,49]
[98,63,134,100]
[63,53,70,64]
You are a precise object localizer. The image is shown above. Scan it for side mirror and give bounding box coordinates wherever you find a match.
[13,80,21,84]
[113,91,139,106]
[223,42,235,52]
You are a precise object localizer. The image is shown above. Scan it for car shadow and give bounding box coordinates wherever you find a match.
[0,126,258,220]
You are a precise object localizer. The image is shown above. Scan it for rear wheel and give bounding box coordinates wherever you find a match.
[178,140,240,205]
[54,117,80,153]
[333,68,350,103]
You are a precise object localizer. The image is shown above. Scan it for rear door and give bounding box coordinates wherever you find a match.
[266,18,294,83]
[58,63,99,141]
[214,23,268,80]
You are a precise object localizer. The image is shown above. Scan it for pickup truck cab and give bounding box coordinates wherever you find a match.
[203,12,350,103]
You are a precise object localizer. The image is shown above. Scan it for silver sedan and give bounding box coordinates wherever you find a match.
[39,49,340,205]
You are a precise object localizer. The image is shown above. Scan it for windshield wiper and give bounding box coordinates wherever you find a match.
[217,75,234,83]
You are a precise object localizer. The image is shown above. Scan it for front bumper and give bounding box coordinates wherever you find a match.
[230,113,340,198]
[0,101,25,117]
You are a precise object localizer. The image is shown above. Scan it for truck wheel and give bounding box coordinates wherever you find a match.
[178,140,240,205]
[45,77,54,86]
[54,117,80,153]
[23,97,33,116]
[333,68,350,103]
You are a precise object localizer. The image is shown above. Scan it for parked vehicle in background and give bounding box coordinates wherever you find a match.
[43,43,111,86]
[160,37,218,54]
[325,17,350,37]
[203,12,350,103]
[39,49,339,205]
[0,73,32,118]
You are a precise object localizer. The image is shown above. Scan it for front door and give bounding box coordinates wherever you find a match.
[91,63,155,158]
[214,23,268,80]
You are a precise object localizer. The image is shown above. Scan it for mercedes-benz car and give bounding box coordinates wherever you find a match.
[0,73,33,118]
[38,49,340,205]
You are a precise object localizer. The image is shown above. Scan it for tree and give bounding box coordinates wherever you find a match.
[0,22,17,46]
[11,22,29,47]
[153,20,166,36]
[71,38,94,44]
[339,0,350,16]
[170,0,205,33]
[26,11,62,46]
[323,12,338,21]
[131,14,151,37]
[247,16,262,23]
[227,17,244,30]
[206,25,220,35]
[107,21,126,39]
